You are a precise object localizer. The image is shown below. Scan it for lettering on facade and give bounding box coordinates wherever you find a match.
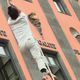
[38,40,56,49]
[74,49,80,55]
[0,29,7,37]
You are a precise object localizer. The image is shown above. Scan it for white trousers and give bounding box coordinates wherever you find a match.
[20,37,47,71]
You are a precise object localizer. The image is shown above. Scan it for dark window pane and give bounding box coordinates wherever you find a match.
[53,0,70,15]
[0,44,19,80]
[44,52,67,80]
[24,0,32,3]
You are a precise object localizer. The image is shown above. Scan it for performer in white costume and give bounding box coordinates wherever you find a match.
[8,1,57,80]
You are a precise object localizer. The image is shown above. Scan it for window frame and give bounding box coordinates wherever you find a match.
[0,40,20,80]
[53,0,71,15]
[70,27,80,44]
[43,49,68,80]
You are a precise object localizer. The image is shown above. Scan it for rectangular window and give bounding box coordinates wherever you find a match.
[0,42,19,80]
[43,51,67,80]
[53,0,70,15]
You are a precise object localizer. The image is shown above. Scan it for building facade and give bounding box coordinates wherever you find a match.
[0,0,80,80]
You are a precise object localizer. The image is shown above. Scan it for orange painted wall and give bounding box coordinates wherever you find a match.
[0,5,32,80]
[78,0,80,3]
[48,0,80,62]
[9,0,77,79]
[0,0,79,79]
[9,0,57,51]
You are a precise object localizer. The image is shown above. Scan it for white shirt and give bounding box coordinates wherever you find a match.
[8,12,34,46]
